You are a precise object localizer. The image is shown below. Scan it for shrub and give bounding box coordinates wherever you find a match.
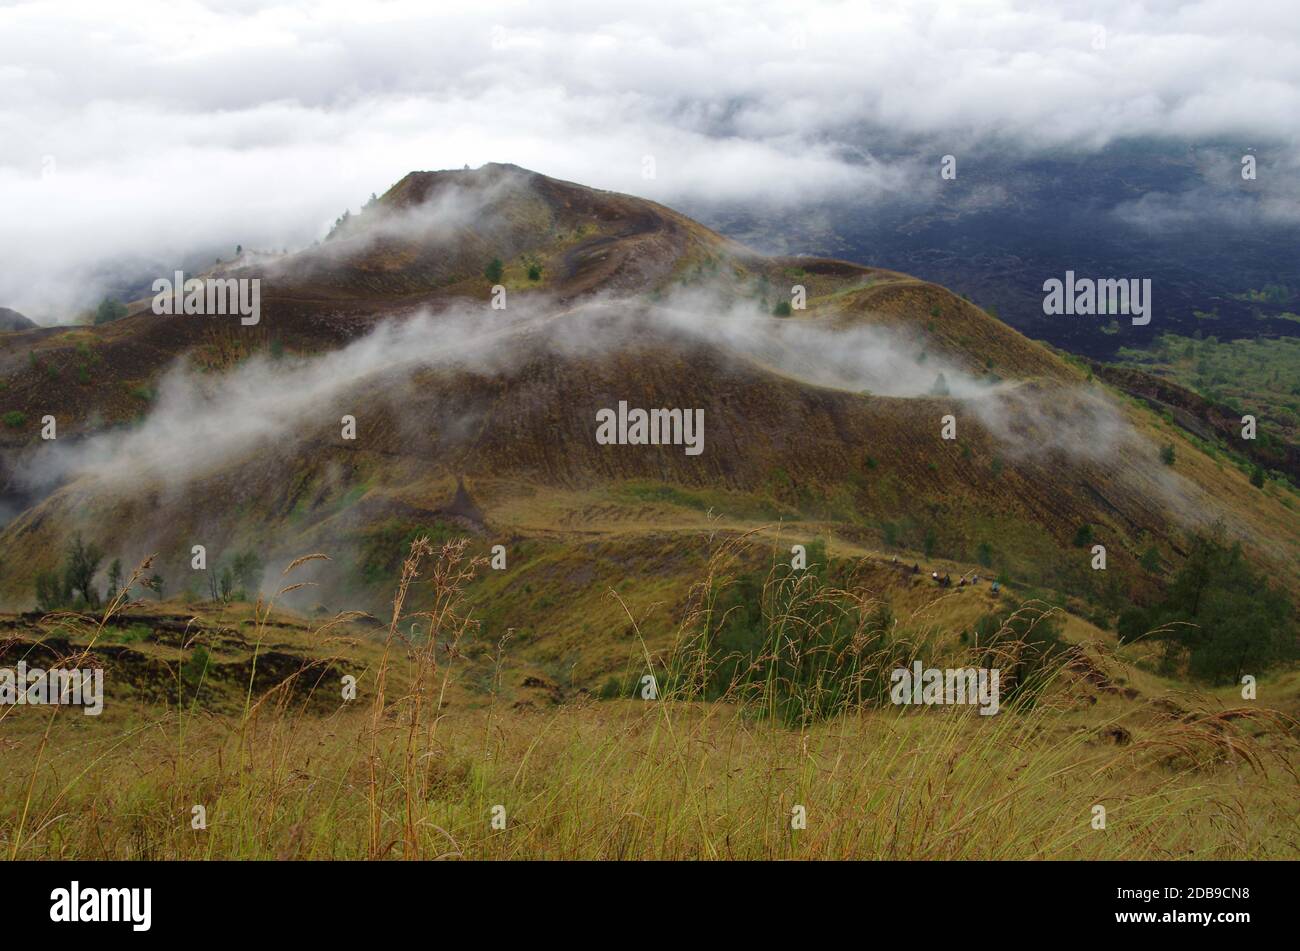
[484,258,504,283]
[3,410,26,428]
[675,562,912,724]
[93,298,127,325]
[181,646,212,691]
[773,300,792,317]
[972,605,1069,706]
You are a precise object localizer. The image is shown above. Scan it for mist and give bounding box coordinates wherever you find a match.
[12,282,1164,502]
[5,0,1300,321]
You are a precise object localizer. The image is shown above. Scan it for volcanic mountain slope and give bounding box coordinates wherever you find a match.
[0,307,36,332]
[0,164,1296,681]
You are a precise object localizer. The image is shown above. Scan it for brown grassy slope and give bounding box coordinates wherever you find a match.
[0,165,1296,617]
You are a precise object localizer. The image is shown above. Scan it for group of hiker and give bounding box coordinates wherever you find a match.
[891,556,1000,594]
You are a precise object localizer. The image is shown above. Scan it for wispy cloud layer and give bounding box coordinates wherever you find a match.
[3,0,1298,319]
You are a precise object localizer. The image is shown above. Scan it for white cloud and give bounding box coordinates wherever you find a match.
[2,0,1298,320]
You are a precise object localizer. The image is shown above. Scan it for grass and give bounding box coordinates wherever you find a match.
[0,535,1296,860]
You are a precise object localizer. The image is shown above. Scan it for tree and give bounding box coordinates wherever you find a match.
[63,534,103,608]
[147,573,165,601]
[484,258,504,283]
[1250,464,1266,488]
[230,550,264,595]
[527,263,542,281]
[1159,443,1176,466]
[34,569,69,612]
[1072,523,1094,548]
[1151,527,1295,682]
[773,301,792,317]
[93,298,127,325]
[930,372,950,397]
[106,558,123,601]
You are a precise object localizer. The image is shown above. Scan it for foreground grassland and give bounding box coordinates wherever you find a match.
[1,540,1296,861]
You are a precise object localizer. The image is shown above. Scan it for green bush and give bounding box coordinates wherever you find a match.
[94,298,128,325]
[1138,527,1295,682]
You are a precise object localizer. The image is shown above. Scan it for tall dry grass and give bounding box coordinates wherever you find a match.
[0,534,1296,860]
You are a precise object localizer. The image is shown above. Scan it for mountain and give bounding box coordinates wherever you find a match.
[0,307,36,332]
[0,164,1296,684]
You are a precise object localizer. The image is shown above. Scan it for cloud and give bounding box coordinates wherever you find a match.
[2,0,1299,320]
[12,288,980,496]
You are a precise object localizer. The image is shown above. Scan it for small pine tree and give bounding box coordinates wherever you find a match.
[1250,464,1266,488]
[484,258,504,283]
[1159,443,1176,466]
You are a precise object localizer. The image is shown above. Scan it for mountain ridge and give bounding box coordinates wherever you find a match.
[0,166,1295,666]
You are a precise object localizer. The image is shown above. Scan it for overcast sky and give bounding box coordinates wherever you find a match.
[3,0,1299,321]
